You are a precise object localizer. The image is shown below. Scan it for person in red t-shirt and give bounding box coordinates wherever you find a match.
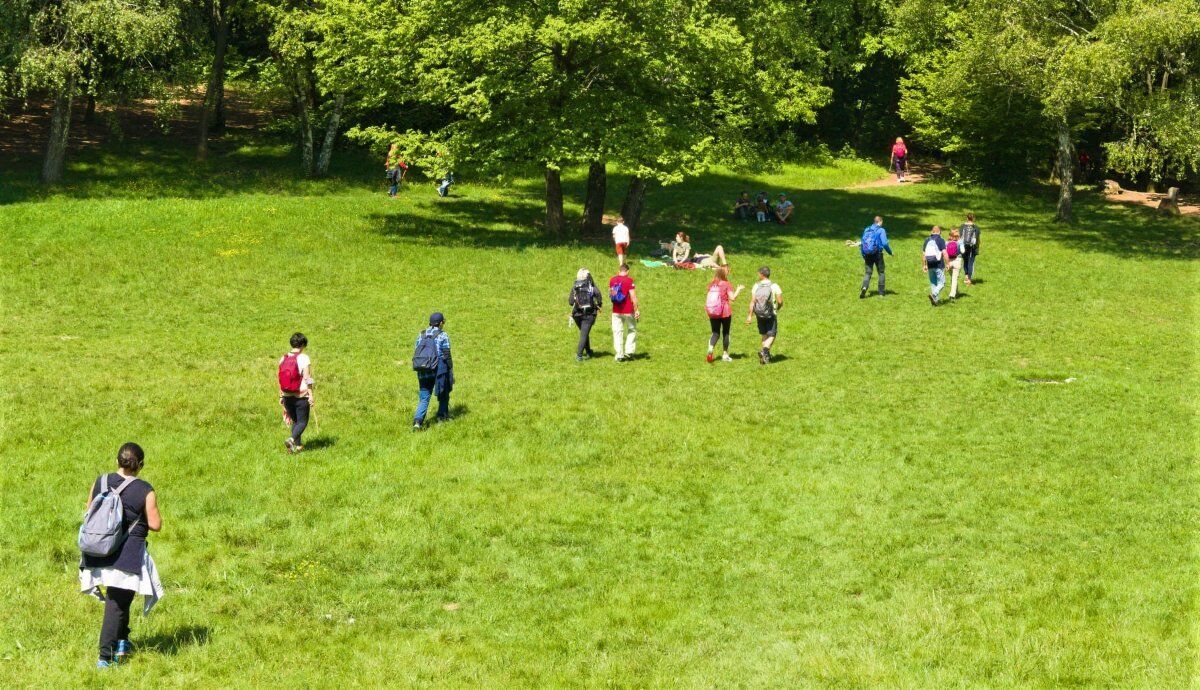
[704,266,744,363]
[608,264,640,361]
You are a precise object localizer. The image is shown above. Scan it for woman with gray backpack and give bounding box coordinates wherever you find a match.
[568,268,603,362]
[78,442,163,668]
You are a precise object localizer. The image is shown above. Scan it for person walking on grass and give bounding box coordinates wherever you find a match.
[612,216,631,266]
[609,264,640,362]
[705,266,744,363]
[385,143,408,198]
[891,137,909,182]
[278,332,314,454]
[960,212,981,285]
[747,266,783,364]
[412,312,454,429]
[922,225,949,306]
[79,442,163,669]
[859,215,894,298]
[946,228,965,300]
[569,268,603,362]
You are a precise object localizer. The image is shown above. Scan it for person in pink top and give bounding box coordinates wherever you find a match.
[890,137,909,182]
[704,266,744,363]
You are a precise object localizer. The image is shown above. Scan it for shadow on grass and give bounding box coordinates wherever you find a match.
[303,435,339,451]
[141,625,210,655]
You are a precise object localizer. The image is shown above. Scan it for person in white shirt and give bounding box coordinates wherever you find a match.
[279,332,315,454]
[612,217,631,266]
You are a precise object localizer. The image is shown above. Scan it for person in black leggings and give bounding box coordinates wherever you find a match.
[705,266,744,363]
[568,269,603,361]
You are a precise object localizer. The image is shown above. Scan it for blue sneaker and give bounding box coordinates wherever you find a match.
[115,640,132,663]
[96,659,115,669]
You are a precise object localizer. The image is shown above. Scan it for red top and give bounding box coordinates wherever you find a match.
[892,143,907,159]
[609,276,636,314]
[708,280,732,318]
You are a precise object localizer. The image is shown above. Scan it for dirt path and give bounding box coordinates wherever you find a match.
[1101,184,1199,217]
[846,162,937,189]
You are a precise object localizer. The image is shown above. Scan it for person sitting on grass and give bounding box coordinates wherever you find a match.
[774,193,794,224]
[437,171,454,197]
[755,192,771,222]
[733,191,753,221]
[278,332,314,454]
[705,266,745,363]
[80,442,163,669]
[693,244,729,269]
[413,312,454,429]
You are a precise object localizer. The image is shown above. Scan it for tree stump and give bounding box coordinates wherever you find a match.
[1158,187,1181,216]
[1103,179,1123,195]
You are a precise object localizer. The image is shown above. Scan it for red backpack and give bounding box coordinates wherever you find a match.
[278,353,302,393]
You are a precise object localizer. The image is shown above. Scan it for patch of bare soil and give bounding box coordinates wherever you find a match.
[1101,181,1199,217]
[846,162,940,189]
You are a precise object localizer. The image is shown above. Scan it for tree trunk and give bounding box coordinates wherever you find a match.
[582,161,606,236]
[84,95,96,123]
[197,0,229,161]
[545,166,565,237]
[41,80,75,184]
[620,175,648,232]
[315,94,344,177]
[1055,120,1074,223]
[294,76,315,176]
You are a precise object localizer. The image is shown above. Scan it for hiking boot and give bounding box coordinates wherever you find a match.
[758,350,767,365]
[860,287,867,299]
[284,438,296,454]
[721,354,733,362]
[706,352,714,363]
[763,350,772,364]
[115,640,132,664]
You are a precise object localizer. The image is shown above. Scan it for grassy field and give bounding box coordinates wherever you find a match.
[0,137,1196,687]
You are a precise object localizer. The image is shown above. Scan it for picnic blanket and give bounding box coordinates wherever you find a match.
[640,259,667,268]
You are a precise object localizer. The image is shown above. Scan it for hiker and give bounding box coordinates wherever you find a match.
[79,442,163,669]
[612,216,631,265]
[609,264,640,361]
[733,191,753,220]
[412,312,454,429]
[568,268,603,361]
[891,137,909,182]
[921,225,949,306]
[960,212,981,284]
[859,215,894,298]
[755,192,771,222]
[278,332,314,454]
[774,194,794,224]
[437,171,454,197]
[705,266,745,362]
[385,143,408,197]
[946,228,965,299]
[746,266,783,364]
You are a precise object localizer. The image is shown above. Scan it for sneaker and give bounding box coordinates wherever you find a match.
[860,287,867,299]
[284,437,296,454]
[928,294,936,306]
[758,350,767,365]
[706,352,714,363]
[615,355,624,362]
[96,660,115,669]
[576,355,583,362]
[412,422,423,432]
[763,350,772,364]
[721,354,733,362]
[115,640,132,663]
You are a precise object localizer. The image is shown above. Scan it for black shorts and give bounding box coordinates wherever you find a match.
[756,315,777,336]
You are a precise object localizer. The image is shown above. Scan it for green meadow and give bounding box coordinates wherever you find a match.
[0,140,1196,686]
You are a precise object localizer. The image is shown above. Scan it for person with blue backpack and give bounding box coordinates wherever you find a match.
[859,215,894,299]
[412,312,454,429]
[79,442,163,668]
[608,264,640,361]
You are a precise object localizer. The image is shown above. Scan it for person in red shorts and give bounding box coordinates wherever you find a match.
[611,216,630,266]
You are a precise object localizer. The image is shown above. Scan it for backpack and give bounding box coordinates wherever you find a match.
[278,353,302,393]
[705,282,726,318]
[961,223,979,249]
[947,240,960,259]
[412,330,441,373]
[78,475,137,557]
[924,238,943,261]
[572,280,597,313]
[752,282,776,318]
[861,226,880,255]
[610,280,628,306]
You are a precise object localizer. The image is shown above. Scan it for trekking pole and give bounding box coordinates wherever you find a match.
[310,399,320,435]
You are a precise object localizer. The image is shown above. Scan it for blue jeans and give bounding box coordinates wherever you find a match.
[389,182,399,196]
[928,267,945,298]
[415,376,449,424]
[963,248,977,279]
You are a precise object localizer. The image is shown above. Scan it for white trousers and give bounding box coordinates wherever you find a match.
[611,314,637,358]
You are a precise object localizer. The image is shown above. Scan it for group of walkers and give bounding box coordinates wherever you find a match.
[858,212,981,305]
[733,191,794,224]
[384,143,454,198]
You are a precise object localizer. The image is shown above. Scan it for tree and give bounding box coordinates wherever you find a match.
[12,0,179,183]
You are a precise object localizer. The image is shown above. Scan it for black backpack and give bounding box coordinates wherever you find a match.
[412,330,441,373]
[961,223,980,249]
[572,280,598,313]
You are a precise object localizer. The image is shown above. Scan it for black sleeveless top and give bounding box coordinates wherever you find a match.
[80,473,153,574]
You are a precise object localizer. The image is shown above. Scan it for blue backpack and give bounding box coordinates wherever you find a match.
[610,280,628,306]
[412,330,441,373]
[861,226,880,255]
